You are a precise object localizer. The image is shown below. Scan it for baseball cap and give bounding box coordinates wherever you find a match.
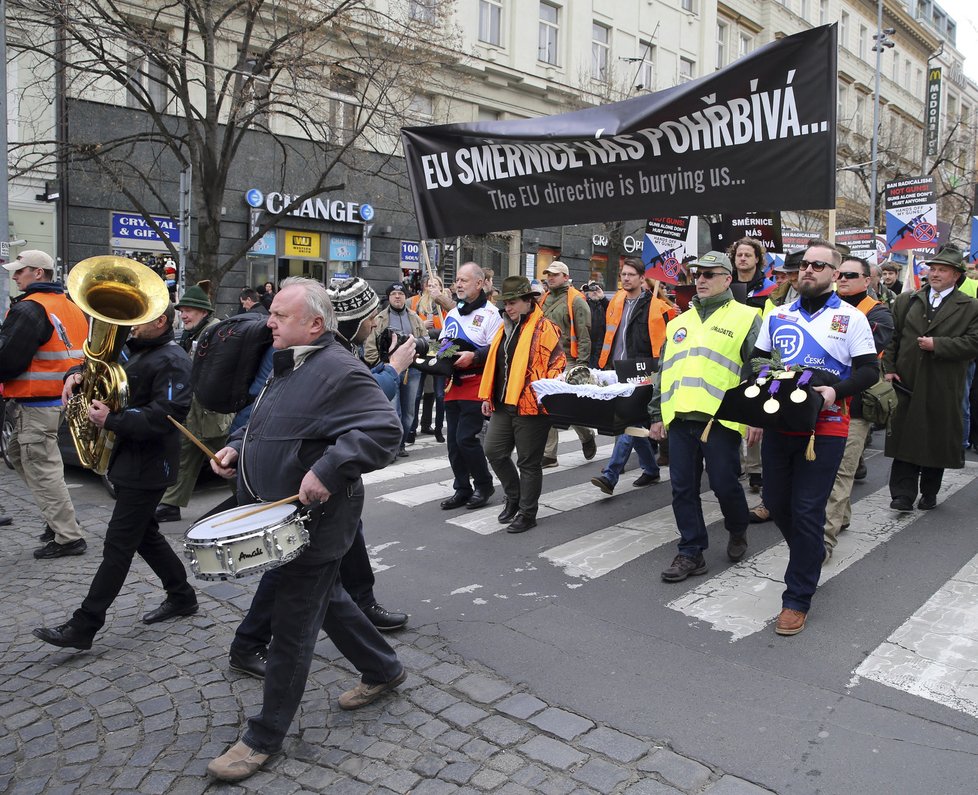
[690,251,733,273]
[3,250,55,273]
[543,261,569,276]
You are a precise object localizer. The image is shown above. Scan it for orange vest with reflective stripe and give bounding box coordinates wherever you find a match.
[598,291,673,368]
[409,294,445,331]
[856,295,885,359]
[3,292,87,399]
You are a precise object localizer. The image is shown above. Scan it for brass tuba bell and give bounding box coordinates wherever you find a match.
[65,256,172,475]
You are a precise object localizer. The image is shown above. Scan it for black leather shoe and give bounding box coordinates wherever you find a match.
[590,475,614,495]
[33,623,93,651]
[466,486,495,509]
[506,514,537,534]
[419,426,434,435]
[229,647,267,679]
[440,491,472,510]
[497,499,519,524]
[142,599,199,625]
[434,428,445,443]
[33,539,86,559]
[38,524,54,542]
[890,497,914,513]
[582,436,597,461]
[727,532,748,562]
[633,473,661,487]
[917,494,938,510]
[154,504,182,522]
[0,515,11,528]
[362,602,409,632]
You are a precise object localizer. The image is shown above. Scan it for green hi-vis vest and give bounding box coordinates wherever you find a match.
[660,300,758,436]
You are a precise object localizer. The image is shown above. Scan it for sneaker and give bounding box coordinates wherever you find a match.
[633,472,661,487]
[890,497,914,513]
[726,532,748,562]
[775,608,807,636]
[661,554,707,582]
[590,475,614,495]
[541,457,558,469]
[339,669,408,710]
[33,539,87,559]
[207,741,270,782]
[748,473,762,493]
[749,504,771,523]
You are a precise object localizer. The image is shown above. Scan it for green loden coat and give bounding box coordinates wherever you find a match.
[883,286,978,469]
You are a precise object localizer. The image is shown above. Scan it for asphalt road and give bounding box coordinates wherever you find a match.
[60,429,978,795]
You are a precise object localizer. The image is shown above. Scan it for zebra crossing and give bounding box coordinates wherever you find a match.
[368,431,978,721]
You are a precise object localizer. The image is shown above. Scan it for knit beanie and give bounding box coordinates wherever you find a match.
[175,284,213,311]
[327,277,380,341]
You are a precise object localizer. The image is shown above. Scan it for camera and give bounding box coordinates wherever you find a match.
[377,327,428,361]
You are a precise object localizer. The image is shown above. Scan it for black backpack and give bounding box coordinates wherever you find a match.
[191,313,273,413]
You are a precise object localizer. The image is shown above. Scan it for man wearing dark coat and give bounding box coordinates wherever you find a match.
[883,244,978,511]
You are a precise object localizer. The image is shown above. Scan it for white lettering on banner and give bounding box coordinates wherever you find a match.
[420,69,824,191]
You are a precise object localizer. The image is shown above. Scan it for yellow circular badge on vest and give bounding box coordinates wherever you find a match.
[672,328,687,344]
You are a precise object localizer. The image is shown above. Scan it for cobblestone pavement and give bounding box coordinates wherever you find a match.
[0,473,774,795]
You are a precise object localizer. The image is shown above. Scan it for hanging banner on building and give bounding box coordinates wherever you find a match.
[401,25,838,239]
[883,177,938,253]
[925,68,942,158]
[641,216,698,284]
[836,227,878,264]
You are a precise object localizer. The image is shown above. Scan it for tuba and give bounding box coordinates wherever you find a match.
[65,256,171,475]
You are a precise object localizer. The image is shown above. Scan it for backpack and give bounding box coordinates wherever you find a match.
[191,313,273,413]
[860,376,898,426]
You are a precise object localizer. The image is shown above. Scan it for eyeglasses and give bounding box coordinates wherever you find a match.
[837,271,866,280]
[693,270,727,280]
[799,260,832,272]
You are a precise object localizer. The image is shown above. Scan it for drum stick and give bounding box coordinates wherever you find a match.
[213,493,302,527]
[167,415,222,464]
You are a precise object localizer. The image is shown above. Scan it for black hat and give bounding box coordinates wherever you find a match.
[386,282,407,297]
[782,249,805,272]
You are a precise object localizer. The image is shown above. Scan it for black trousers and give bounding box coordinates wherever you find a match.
[72,486,195,635]
[889,458,944,501]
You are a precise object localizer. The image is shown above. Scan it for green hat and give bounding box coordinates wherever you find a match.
[499,275,536,301]
[175,284,213,311]
[924,243,965,272]
[691,251,733,273]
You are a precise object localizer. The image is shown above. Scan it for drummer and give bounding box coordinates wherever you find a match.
[205,277,404,783]
[34,302,199,651]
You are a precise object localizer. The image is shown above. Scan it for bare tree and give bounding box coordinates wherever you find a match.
[7,0,460,285]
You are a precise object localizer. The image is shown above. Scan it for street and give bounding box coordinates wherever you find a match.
[2,428,977,794]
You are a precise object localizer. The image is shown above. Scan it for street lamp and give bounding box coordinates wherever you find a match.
[869,0,895,231]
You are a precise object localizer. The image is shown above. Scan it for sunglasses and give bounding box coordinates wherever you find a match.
[799,260,833,272]
[693,270,727,280]
[837,271,866,280]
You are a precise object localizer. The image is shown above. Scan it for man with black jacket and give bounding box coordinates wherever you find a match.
[33,303,198,651]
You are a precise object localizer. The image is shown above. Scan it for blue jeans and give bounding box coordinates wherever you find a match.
[762,432,846,613]
[601,434,659,486]
[445,399,493,495]
[395,368,422,445]
[668,420,749,559]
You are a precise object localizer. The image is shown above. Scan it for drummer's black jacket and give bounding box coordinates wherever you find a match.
[71,329,192,489]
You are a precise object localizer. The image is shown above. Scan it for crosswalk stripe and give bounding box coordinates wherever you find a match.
[364,429,582,485]
[851,551,978,719]
[666,467,978,641]
[381,440,616,509]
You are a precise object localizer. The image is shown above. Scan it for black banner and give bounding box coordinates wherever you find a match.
[401,25,837,239]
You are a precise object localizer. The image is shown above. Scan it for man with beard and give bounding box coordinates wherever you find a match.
[754,240,878,635]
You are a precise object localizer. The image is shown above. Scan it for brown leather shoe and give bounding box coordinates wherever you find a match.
[775,608,807,636]
[206,741,270,782]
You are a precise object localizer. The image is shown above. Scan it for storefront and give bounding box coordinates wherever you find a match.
[243,187,373,288]
[109,210,180,291]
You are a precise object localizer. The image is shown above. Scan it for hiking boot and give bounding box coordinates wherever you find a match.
[726,532,748,562]
[661,554,707,583]
[590,475,614,495]
[749,504,771,523]
[339,669,407,710]
[775,608,807,636]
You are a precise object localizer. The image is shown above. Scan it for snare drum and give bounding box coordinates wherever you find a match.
[184,503,310,580]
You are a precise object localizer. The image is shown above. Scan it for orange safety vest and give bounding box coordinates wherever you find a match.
[479,305,566,416]
[542,286,587,360]
[598,291,674,368]
[856,294,885,359]
[409,294,445,331]
[3,292,87,399]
